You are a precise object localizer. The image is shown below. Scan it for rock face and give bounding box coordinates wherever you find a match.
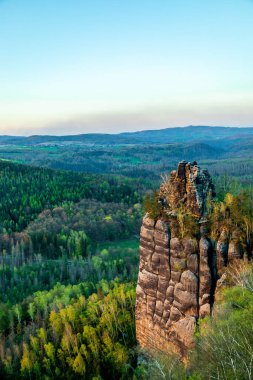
[135,161,238,356]
[159,160,215,219]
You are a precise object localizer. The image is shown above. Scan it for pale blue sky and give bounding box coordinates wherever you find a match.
[0,0,253,135]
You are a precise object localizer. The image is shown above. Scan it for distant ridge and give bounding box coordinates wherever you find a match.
[0,125,253,145]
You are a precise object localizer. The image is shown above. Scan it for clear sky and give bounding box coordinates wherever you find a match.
[0,0,253,135]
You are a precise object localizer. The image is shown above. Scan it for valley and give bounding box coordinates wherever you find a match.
[0,126,252,379]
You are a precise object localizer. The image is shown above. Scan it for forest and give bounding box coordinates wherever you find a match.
[0,126,253,185]
[0,138,253,379]
[1,0,252,374]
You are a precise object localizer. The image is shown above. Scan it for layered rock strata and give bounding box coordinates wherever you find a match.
[136,161,242,356]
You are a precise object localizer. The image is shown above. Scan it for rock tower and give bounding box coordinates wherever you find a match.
[135,161,243,356]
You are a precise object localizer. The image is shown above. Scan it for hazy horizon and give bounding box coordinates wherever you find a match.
[0,124,252,138]
[1,0,253,135]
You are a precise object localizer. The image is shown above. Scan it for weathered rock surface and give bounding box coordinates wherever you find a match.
[136,161,245,356]
[159,160,215,219]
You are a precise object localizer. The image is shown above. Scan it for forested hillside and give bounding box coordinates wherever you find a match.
[0,129,253,183]
[0,145,253,379]
[0,160,148,233]
[0,160,142,302]
[0,159,143,378]
[1,0,252,373]
[1,125,253,145]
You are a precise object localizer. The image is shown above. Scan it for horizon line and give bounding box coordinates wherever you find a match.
[0,124,252,138]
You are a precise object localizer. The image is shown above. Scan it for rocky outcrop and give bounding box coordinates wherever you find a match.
[159,160,215,219]
[136,161,245,356]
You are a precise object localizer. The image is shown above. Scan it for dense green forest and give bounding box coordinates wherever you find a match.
[0,143,252,183]
[1,127,253,184]
[0,143,253,379]
[0,160,148,233]
[0,281,137,379]
[0,160,143,378]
